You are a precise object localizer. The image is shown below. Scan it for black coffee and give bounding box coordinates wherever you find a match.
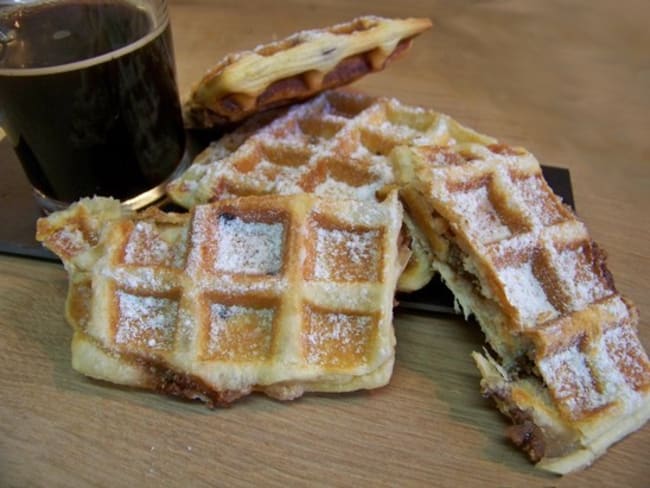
[0,0,185,203]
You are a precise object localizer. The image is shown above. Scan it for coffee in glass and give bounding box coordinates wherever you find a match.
[0,0,187,212]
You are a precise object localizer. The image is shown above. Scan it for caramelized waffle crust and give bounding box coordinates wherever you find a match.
[183,16,432,128]
[391,143,650,473]
[169,90,495,291]
[36,194,408,405]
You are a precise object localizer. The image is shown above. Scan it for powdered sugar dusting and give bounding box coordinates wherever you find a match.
[449,185,511,244]
[602,295,628,319]
[498,261,557,326]
[312,177,379,201]
[52,226,89,258]
[185,205,213,273]
[312,226,381,282]
[536,300,647,415]
[103,267,172,293]
[207,304,274,361]
[554,246,611,310]
[42,190,401,401]
[602,323,650,393]
[538,344,608,419]
[303,308,374,367]
[115,290,178,349]
[514,175,565,227]
[215,215,284,275]
[171,91,451,207]
[123,222,180,267]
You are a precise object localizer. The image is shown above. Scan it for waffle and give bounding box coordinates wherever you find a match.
[391,143,650,473]
[36,193,408,405]
[183,16,432,128]
[169,90,491,291]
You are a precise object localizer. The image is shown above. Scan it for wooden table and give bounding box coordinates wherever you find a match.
[2,1,649,485]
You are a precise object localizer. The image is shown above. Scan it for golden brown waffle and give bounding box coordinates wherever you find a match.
[169,90,492,291]
[183,16,432,128]
[391,142,650,473]
[36,194,407,405]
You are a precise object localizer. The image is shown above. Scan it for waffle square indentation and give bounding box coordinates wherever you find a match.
[599,298,650,392]
[554,244,612,310]
[448,181,512,244]
[302,305,377,368]
[260,143,312,168]
[122,221,186,268]
[324,91,374,119]
[215,213,285,275]
[538,344,608,420]
[204,302,276,362]
[305,216,383,282]
[497,258,558,326]
[297,117,344,140]
[114,290,178,351]
[513,174,567,227]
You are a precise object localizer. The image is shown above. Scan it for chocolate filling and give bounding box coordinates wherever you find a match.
[134,356,248,407]
[506,409,546,462]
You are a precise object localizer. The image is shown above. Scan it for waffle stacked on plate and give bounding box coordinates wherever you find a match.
[37,194,408,405]
[171,89,514,294]
[391,143,650,473]
[171,90,478,292]
[183,15,431,127]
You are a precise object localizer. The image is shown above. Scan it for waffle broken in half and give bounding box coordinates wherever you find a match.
[391,141,650,473]
[36,193,407,405]
[183,15,432,128]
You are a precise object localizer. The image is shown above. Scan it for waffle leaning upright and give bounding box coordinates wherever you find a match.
[183,15,431,128]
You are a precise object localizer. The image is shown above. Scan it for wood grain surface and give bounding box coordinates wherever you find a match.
[1,0,649,486]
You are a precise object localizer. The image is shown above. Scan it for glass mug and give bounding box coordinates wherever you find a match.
[0,0,187,213]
